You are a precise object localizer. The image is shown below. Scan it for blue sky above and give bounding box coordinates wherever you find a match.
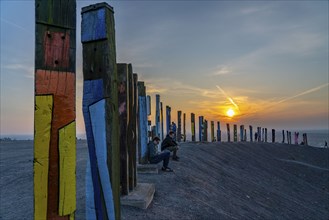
[0,0,328,136]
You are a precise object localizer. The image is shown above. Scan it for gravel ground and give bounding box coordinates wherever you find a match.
[1,140,328,219]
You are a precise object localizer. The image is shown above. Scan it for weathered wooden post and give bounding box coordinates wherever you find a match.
[183,113,186,142]
[204,120,208,142]
[199,116,204,141]
[294,132,299,145]
[177,111,182,142]
[160,102,164,140]
[244,129,247,141]
[146,95,151,116]
[262,128,265,142]
[289,131,292,144]
[272,129,275,143]
[166,106,171,134]
[257,127,261,142]
[286,131,289,144]
[211,121,215,142]
[240,125,244,141]
[146,95,151,142]
[132,73,138,187]
[265,128,268,142]
[82,3,120,219]
[191,113,196,141]
[303,133,308,145]
[233,124,237,142]
[117,63,129,195]
[282,130,285,143]
[35,1,76,219]
[155,94,161,138]
[137,82,148,164]
[227,123,231,142]
[217,121,221,142]
[249,125,253,142]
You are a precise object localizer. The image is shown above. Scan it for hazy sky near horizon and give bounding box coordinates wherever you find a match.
[0,0,328,136]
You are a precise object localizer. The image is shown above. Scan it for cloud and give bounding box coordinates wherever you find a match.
[3,63,34,78]
[211,66,232,76]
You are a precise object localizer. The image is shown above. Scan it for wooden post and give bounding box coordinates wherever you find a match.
[249,125,253,142]
[227,123,231,142]
[191,113,196,141]
[199,116,204,141]
[272,129,275,143]
[282,130,285,143]
[303,133,308,145]
[258,127,261,142]
[233,124,237,142]
[240,125,244,141]
[211,121,215,142]
[177,111,182,142]
[146,95,151,116]
[244,129,247,141]
[82,3,120,219]
[160,102,164,140]
[132,73,138,187]
[265,128,268,142]
[117,64,129,195]
[166,106,171,134]
[137,82,148,164]
[217,121,221,142]
[204,120,208,142]
[294,132,299,145]
[155,94,160,137]
[286,131,289,144]
[35,1,76,219]
[262,128,265,142]
[183,113,186,142]
[289,131,292,144]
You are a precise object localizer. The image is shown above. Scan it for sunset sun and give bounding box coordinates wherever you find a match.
[226,109,235,117]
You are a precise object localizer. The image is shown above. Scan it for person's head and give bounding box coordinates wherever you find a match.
[169,131,175,138]
[153,136,160,144]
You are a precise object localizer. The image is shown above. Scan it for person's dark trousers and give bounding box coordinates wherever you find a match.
[150,151,170,168]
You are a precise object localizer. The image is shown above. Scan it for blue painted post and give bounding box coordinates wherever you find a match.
[199,116,204,141]
[240,125,244,141]
[166,106,171,134]
[155,94,160,137]
[146,95,151,116]
[82,3,119,219]
[217,121,221,142]
[265,128,268,142]
[137,82,148,164]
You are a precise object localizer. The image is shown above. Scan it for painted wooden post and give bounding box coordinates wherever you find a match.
[117,63,129,195]
[294,132,299,145]
[244,129,247,141]
[233,124,237,142]
[282,130,285,143]
[289,131,292,144]
[177,111,182,142]
[211,121,215,142]
[257,127,262,142]
[249,125,253,142]
[286,131,289,144]
[137,82,148,164]
[217,121,221,142]
[272,129,275,143]
[227,123,231,142]
[303,133,308,145]
[160,102,164,140]
[240,125,244,142]
[82,3,120,219]
[155,94,161,137]
[166,106,171,134]
[199,116,204,141]
[35,1,76,219]
[204,120,208,142]
[265,128,268,142]
[146,95,151,116]
[132,73,138,187]
[191,113,196,141]
[183,113,186,142]
[261,128,265,142]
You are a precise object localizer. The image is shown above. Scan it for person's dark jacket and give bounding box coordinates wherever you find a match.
[161,134,178,151]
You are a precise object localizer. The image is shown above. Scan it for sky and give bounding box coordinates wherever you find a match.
[0,0,328,138]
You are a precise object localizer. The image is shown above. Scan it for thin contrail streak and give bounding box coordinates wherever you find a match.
[0,17,33,35]
[216,85,239,110]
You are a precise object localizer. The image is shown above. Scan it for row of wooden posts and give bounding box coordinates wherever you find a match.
[33,1,309,220]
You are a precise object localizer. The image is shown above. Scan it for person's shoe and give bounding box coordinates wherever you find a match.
[161,166,174,172]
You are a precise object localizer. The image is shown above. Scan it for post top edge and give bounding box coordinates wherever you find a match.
[81,2,114,14]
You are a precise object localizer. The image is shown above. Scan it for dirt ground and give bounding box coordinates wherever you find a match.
[1,140,328,219]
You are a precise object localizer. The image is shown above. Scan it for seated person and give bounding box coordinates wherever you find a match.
[148,136,173,172]
[161,131,179,161]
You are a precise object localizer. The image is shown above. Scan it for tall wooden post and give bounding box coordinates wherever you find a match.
[183,113,186,142]
[191,113,196,141]
[155,94,160,137]
[258,127,262,142]
[217,121,221,142]
[286,131,289,144]
[211,121,215,142]
[137,82,148,164]
[233,124,237,142]
[35,1,76,219]
[294,132,299,145]
[240,125,244,141]
[166,106,171,134]
[132,73,138,187]
[244,129,247,141]
[146,95,151,116]
[249,125,253,142]
[117,64,129,195]
[265,128,268,142]
[204,120,208,142]
[271,129,275,143]
[160,102,164,140]
[199,116,204,141]
[82,3,120,219]
[282,130,285,143]
[227,123,231,142]
[303,133,308,145]
[177,111,182,142]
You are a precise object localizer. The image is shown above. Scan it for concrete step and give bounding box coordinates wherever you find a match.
[137,163,159,174]
[121,183,155,209]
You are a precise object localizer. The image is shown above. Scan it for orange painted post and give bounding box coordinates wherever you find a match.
[35,1,76,219]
